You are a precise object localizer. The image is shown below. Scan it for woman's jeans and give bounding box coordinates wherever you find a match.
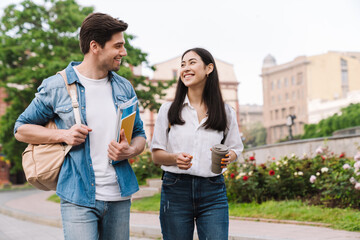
[60,199,131,240]
[160,171,229,240]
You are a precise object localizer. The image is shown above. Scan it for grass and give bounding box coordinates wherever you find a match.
[0,183,34,192]
[47,193,61,203]
[228,200,360,232]
[131,193,161,213]
[130,194,360,232]
[48,192,360,232]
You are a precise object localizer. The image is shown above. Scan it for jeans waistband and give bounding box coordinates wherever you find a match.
[162,171,223,181]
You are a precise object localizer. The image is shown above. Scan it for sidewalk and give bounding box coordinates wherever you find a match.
[0,188,360,240]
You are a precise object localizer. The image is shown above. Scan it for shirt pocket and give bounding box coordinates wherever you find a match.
[116,95,130,105]
[54,104,74,128]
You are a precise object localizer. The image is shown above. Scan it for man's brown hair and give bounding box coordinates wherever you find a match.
[79,13,128,54]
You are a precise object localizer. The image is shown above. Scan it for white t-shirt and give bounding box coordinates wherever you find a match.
[74,67,130,201]
[150,95,244,177]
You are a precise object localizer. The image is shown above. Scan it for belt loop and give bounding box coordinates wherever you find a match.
[161,170,165,180]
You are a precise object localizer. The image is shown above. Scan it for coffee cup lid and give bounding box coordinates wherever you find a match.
[212,144,229,152]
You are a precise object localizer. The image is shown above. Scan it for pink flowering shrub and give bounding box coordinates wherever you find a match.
[225,149,360,209]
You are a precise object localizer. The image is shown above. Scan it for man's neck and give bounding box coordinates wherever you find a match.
[76,57,108,79]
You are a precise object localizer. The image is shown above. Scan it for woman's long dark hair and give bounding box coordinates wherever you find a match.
[168,48,227,132]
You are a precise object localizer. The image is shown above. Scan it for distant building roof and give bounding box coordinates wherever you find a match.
[262,54,276,68]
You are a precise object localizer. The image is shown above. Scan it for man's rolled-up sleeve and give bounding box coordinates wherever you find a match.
[14,82,55,134]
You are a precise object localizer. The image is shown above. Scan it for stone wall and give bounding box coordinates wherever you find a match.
[243,134,360,164]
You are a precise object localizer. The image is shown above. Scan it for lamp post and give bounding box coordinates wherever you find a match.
[286,115,296,140]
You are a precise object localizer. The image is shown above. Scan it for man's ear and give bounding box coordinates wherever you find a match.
[89,40,99,54]
[206,63,214,76]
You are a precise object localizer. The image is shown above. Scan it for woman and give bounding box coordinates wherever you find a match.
[151,48,243,240]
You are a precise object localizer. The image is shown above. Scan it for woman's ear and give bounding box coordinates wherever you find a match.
[206,63,214,76]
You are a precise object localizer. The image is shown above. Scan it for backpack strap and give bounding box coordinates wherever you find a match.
[57,70,81,126]
[167,123,171,134]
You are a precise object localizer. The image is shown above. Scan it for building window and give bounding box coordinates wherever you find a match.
[172,69,178,79]
[285,93,289,101]
[275,109,279,120]
[291,76,295,85]
[289,106,295,115]
[297,72,303,85]
[341,58,347,68]
[271,81,275,90]
[281,108,286,119]
[341,59,349,97]
[270,110,273,120]
[273,127,277,139]
[292,91,296,100]
[284,78,288,87]
[341,70,349,96]
[278,95,281,103]
[277,79,281,89]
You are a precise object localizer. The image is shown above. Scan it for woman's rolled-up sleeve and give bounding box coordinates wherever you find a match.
[150,102,171,152]
[224,106,244,160]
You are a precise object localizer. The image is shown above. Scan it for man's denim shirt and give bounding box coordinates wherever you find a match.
[14,62,146,207]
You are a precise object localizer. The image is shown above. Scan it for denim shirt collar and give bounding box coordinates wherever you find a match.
[65,61,114,84]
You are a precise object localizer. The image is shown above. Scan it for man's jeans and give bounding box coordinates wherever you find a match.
[160,172,229,240]
[60,199,131,240]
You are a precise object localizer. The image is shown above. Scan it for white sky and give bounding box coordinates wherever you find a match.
[1,0,360,105]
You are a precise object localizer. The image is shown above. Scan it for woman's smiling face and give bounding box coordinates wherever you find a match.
[180,51,212,89]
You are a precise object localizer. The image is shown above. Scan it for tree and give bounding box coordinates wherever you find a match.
[242,122,267,148]
[0,0,173,177]
[301,103,360,139]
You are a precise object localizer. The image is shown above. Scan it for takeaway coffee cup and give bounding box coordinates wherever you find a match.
[211,144,229,174]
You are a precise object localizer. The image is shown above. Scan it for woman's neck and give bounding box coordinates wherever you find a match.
[187,88,204,107]
[188,88,208,123]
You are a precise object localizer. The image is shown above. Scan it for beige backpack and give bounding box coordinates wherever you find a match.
[22,70,81,191]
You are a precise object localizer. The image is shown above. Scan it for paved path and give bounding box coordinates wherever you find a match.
[0,213,63,240]
[0,189,360,240]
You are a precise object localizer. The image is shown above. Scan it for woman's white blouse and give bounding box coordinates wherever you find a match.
[150,96,244,177]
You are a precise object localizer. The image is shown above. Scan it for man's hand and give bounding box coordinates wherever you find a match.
[63,124,92,145]
[108,129,136,161]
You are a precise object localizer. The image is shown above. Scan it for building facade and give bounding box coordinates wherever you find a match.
[261,51,360,144]
[239,104,263,127]
[141,56,240,143]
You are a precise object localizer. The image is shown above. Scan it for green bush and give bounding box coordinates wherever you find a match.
[130,150,162,185]
[302,103,360,139]
[225,147,360,209]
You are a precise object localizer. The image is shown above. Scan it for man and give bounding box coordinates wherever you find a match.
[14,13,146,240]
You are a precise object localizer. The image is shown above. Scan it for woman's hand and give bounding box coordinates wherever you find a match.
[175,153,193,170]
[220,150,237,169]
